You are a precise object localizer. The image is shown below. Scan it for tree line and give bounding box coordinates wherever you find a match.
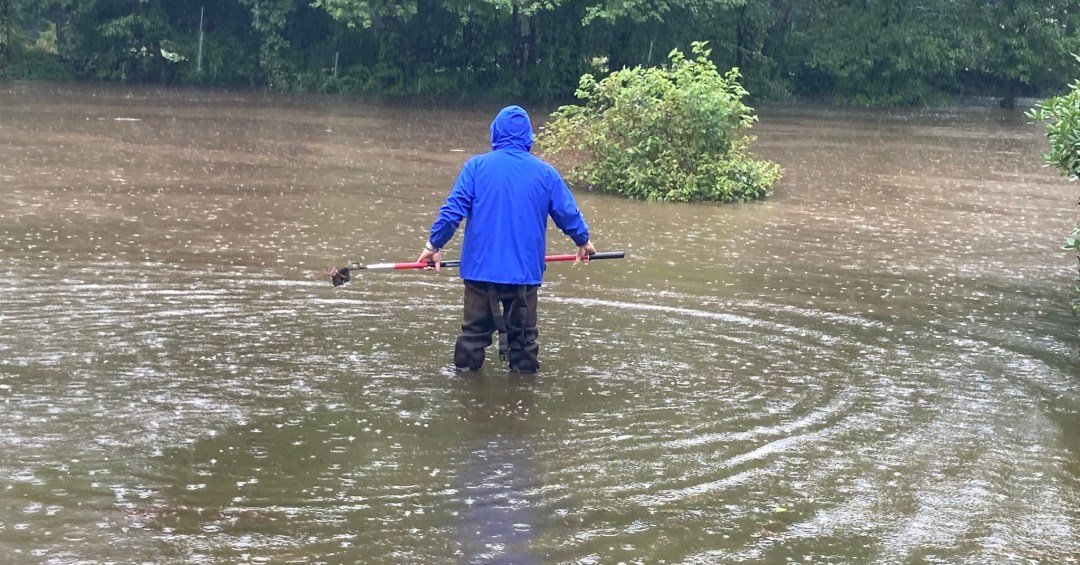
[1,0,1078,106]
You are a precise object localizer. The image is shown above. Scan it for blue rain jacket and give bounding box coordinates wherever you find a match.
[429,106,590,285]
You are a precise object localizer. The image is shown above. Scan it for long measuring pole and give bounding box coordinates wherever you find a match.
[330,251,625,286]
[347,251,625,271]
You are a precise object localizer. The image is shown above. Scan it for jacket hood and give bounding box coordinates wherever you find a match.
[490,105,534,152]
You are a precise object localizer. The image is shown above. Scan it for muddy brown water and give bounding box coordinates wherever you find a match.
[1,82,1078,563]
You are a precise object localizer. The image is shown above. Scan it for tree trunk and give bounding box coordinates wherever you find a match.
[1000,78,1019,109]
[735,19,751,71]
[50,5,68,60]
[510,3,535,72]
[0,0,10,69]
[518,4,527,70]
[152,38,172,83]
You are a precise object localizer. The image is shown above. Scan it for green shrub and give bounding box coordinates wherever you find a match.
[1028,67,1080,314]
[539,41,781,203]
[1065,225,1080,314]
[1,46,72,81]
[1028,82,1080,180]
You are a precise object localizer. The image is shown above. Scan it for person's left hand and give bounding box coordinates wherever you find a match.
[417,247,443,272]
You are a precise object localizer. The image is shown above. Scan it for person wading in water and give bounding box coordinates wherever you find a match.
[417,105,594,374]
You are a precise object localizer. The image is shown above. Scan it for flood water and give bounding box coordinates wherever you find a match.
[1,82,1078,563]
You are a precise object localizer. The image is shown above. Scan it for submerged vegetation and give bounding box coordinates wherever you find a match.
[1,0,1079,106]
[1028,67,1080,313]
[540,42,780,202]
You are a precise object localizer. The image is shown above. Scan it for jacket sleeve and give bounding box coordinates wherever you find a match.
[547,169,590,247]
[429,161,474,249]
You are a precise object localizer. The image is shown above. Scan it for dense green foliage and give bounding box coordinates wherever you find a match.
[2,0,1079,105]
[540,42,780,202]
[1028,70,1080,313]
[1028,81,1080,179]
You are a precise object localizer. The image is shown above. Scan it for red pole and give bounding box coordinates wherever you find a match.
[350,251,625,271]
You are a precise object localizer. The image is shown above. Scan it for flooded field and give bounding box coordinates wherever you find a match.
[1,82,1077,563]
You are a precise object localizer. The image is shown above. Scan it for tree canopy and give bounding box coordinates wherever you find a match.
[1,0,1079,105]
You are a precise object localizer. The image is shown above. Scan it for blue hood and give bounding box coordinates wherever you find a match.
[490,105,534,152]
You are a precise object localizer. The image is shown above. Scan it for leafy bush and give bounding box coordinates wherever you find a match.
[540,42,781,203]
[1027,68,1080,313]
[1027,82,1080,180]
[1,47,72,81]
[1064,225,1080,313]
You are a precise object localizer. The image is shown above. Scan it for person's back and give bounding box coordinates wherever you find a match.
[419,105,594,373]
[433,106,589,286]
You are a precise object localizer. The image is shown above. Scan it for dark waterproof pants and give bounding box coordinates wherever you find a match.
[454,280,539,373]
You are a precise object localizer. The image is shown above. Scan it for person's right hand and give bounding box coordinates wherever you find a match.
[574,241,596,265]
[417,246,443,272]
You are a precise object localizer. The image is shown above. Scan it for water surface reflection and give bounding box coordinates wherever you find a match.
[453,375,542,564]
